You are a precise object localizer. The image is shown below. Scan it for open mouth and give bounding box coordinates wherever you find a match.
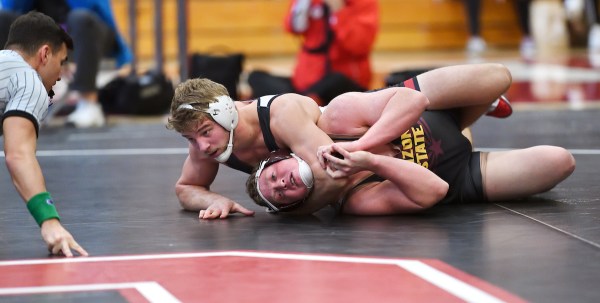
[208,149,218,158]
[290,172,297,187]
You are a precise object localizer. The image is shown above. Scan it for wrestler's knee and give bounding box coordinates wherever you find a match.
[549,146,576,180]
[535,145,576,185]
[489,63,512,92]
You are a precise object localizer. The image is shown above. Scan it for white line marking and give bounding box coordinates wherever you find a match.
[0,251,228,266]
[0,282,180,303]
[398,260,506,303]
[476,148,600,155]
[67,132,168,141]
[0,147,598,158]
[0,148,188,157]
[0,251,508,303]
[134,282,182,303]
[495,204,600,249]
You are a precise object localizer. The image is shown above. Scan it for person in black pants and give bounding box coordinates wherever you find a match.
[0,0,133,128]
[463,0,534,57]
[586,0,600,52]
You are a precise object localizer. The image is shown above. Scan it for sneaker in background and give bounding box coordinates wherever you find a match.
[66,100,106,128]
[520,36,536,59]
[466,36,487,54]
[589,24,600,52]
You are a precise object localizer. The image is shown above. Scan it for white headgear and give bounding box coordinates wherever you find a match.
[290,153,314,189]
[177,95,238,162]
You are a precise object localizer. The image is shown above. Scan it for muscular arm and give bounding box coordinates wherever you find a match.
[320,87,429,152]
[175,153,219,211]
[3,116,88,257]
[175,150,254,219]
[3,116,45,201]
[335,87,428,151]
[269,94,346,214]
[325,147,448,214]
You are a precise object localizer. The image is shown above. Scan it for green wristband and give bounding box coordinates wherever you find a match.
[26,192,60,227]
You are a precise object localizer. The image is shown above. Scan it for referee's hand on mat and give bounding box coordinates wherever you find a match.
[41,219,89,257]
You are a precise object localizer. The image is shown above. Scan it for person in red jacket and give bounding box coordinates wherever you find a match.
[248,0,379,105]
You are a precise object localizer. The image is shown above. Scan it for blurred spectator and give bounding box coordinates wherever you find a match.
[248,0,379,105]
[1,11,88,257]
[589,0,600,52]
[0,0,133,128]
[462,0,535,57]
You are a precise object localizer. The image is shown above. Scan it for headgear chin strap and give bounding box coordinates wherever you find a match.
[177,95,239,162]
[214,130,234,163]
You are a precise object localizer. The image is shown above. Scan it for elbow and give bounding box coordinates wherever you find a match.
[419,93,430,112]
[403,88,429,112]
[4,151,26,174]
[555,147,576,182]
[436,181,450,203]
[174,183,192,210]
[4,153,16,171]
[178,201,191,211]
[418,180,449,209]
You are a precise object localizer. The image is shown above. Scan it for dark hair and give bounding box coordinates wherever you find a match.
[4,11,73,55]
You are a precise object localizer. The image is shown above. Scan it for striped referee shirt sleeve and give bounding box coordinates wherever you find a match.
[3,69,50,137]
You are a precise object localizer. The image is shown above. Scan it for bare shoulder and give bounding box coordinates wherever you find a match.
[269,93,321,119]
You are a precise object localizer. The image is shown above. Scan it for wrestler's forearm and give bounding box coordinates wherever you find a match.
[5,150,46,202]
[355,88,429,151]
[175,184,231,211]
[368,154,448,208]
[3,118,46,201]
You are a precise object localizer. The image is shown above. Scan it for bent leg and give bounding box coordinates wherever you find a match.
[417,63,512,128]
[482,146,575,201]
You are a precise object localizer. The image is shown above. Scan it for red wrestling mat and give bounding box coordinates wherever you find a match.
[0,251,527,303]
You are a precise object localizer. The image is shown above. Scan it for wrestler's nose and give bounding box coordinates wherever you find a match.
[192,137,209,153]
[273,178,287,190]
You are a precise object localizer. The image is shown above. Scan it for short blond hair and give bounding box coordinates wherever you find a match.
[166,78,230,133]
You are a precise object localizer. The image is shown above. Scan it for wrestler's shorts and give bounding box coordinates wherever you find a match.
[368,77,421,93]
[393,77,421,91]
[438,151,487,204]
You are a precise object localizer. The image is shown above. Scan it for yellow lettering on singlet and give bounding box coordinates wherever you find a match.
[416,145,429,167]
[412,125,425,141]
[401,131,412,150]
[412,125,429,167]
[400,130,415,161]
[401,150,415,161]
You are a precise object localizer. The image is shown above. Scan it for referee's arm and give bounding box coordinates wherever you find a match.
[3,116,89,257]
[3,116,45,202]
